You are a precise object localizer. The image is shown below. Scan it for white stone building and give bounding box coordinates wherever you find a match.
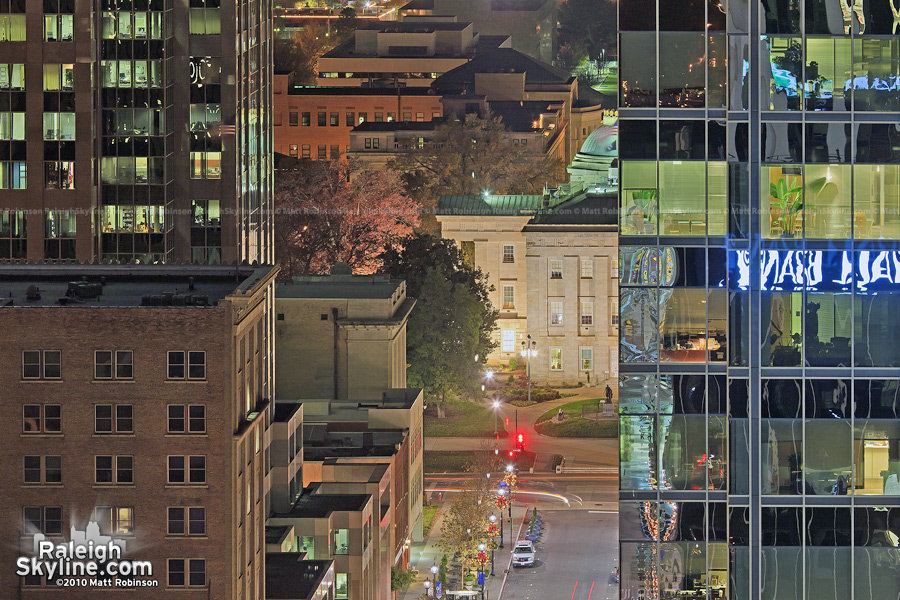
[437,192,618,386]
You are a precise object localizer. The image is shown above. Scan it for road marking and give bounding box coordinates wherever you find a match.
[587,580,595,600]
[571,580,578,600]
[587,510,617,514]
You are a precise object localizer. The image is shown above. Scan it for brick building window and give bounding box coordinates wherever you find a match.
[167,351,206,380]
[317,112,326,126]
[95,404,133,434]
[301,144,310,158]
[22,350,60,380]
[289,144,298,158]
[167,405,206,434]
[94,350,133,380]
[23,507,62,535]
[330,112,339,126]
[346,112,355,126]
[301,112,310,126]
[416,112,424,121]
[402,112,411,121]
[167,559,206,587]
[94,507,134,535]
[330,145,340,159]
[24,456,61,484]
[95,455,133,485]
[502,245,515,263]
[288,111,298,126]
[358,112,367,123]
[318,145,326,159]
[167,507,206,536]
[374,112,383,122]
[168,456,206,484]
[23,404,61,434]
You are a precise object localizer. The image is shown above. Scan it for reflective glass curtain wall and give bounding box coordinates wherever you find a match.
[619,0,900,598]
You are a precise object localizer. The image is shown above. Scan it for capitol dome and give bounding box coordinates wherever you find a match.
[578,121,618,157]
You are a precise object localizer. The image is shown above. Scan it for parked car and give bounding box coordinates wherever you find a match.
[512,540,535,567]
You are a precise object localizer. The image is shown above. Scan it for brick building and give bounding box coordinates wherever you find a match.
[273,73,443,161]
[0,264,277,599]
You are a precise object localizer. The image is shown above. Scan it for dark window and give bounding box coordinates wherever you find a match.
[94,351,112,379]
[23,404,61,433]
[24,456,41,483]
[301,112,310,126]
[23,350,60,380]
[168,351,185,378]
[317,112,326,127]
[288,112,298,126]
[330,145,340,158]
[188,351,206,379]
[318,145,326,159]
[346,112,355,126]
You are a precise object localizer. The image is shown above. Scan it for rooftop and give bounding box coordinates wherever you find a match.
[528,192,619,226]
[356,20,472,32]
[274,403,302,423]
[272,486,371,519]
[351,121,440,133]
[432,48,574,90]
[437,194,544,216]
[265,525,292,545]
[265,555,332,600]
[0,265,275,308]
[287,85,440,97]
[276,269,404,300]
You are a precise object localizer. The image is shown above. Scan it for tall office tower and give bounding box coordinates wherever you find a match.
[616,0,900,598]
[0,1,273,265]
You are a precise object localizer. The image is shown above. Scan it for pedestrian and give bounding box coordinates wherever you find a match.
[605,384,613,403]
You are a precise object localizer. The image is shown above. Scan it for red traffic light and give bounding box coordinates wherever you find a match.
[518,433,524,443]
[508,451,514,457]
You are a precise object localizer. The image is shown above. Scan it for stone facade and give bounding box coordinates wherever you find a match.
[524,229,619,386]
[437,194,618,386]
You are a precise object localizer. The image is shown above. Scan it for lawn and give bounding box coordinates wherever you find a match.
[534,399,619,438]
[424,450,537,473]
[424,402,508,438]
[422,505,439,535]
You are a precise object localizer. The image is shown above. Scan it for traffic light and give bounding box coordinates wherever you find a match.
[515,432,525,451]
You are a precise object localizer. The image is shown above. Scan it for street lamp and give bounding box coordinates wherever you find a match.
[424,580,431,597]
[430,563,438,593]
[496,489,505,548]
[505,465,514,547]
[492,400,500,435]
[488,514,497,575]
[520,335,536,405]
[477,542,487,600]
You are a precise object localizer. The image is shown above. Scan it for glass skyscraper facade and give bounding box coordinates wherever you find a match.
[617,0,900,598]
[0,1,273,265]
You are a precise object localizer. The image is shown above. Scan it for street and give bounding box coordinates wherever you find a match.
[408,475,618,600]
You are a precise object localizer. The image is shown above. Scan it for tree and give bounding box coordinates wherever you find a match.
[390,566,416,591]
[437,444,502,585]
[387,112,562,225]
[275,161,420,277]
[558,0,617,67]
[273,16,357,85]
[380,235,498,417]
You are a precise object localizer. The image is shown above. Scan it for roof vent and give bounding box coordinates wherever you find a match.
[26,285,41,302]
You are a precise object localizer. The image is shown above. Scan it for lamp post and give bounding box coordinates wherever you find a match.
[488,514,497,575]
[496,489,505,548]
[506,464,514,548]
[430,563,438,595]
[477,543,487,600]
[492,400,500,436]
[424,580,432,597]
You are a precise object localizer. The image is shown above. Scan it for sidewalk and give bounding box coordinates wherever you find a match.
[400,494,530,600]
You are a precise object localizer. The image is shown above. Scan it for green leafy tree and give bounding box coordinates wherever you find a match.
[388,112,562,229]
[557,0,617,67]
[390,566,417,591]
[380,235,498,417]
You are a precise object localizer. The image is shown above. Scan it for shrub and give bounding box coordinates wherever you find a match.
[507,375,515,384]
[550,454,565,470]
[508,358,518,371]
